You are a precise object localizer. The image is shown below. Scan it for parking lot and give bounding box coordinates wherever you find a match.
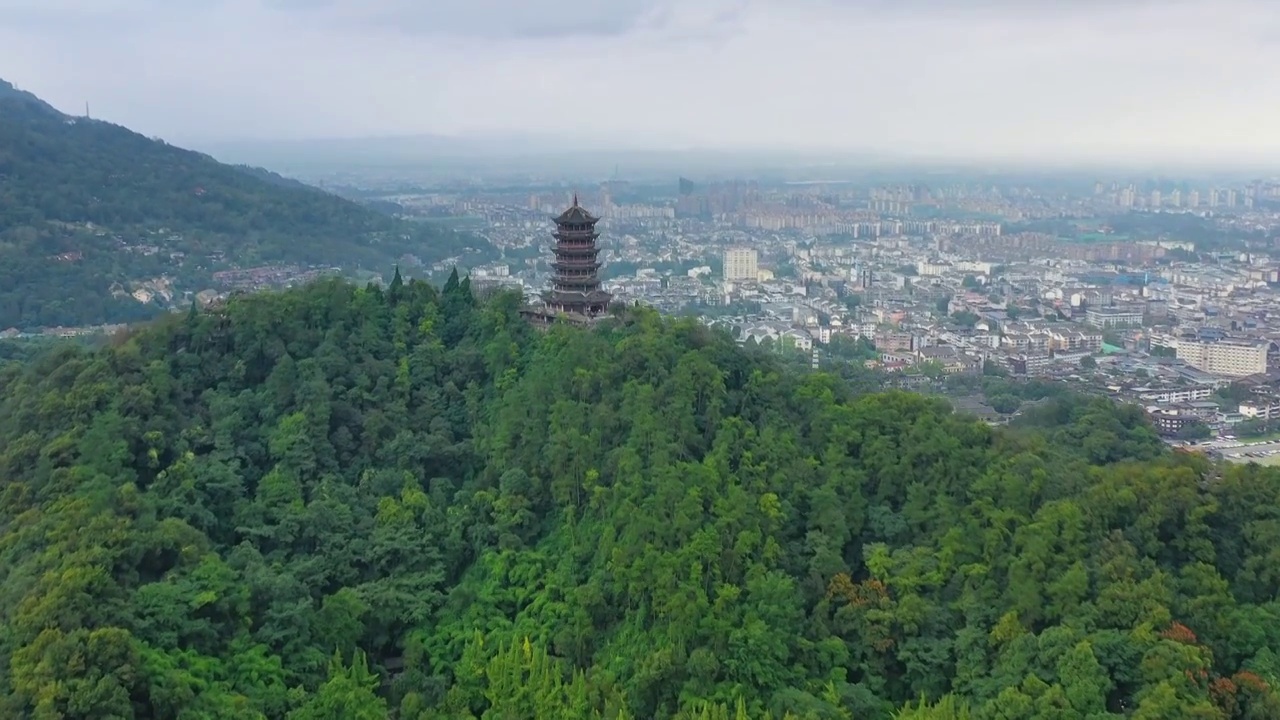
[1193,437,1280,465]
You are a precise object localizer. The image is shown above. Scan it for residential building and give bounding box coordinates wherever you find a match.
[1148,408,1200,436]
[1085,305,1144,329]
[1176,339,1269,377]
[1136,386,1214,404]
[723,248,759,282]
[1239,398,1280,420]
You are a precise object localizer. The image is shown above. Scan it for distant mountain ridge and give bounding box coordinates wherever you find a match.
[0,79,485,330]
[199,134,898,181]
[231,163,325,192]
[0,79,60,114]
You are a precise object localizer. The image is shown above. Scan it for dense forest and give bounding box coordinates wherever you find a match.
[1,275,1279,719]
[0,80,486,329]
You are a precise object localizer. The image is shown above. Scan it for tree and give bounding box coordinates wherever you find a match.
[827,335,878,363]
[1235,419,1275,438]
[388,265,405,303]
[1216,383,1255,404]
[988,394,1022,414]
[0,280,1275,719]
[1175,421,1211,441]
[288,652,388,720]
[0,88,489,329]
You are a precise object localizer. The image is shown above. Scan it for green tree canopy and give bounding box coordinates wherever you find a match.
[0,278,1275,719]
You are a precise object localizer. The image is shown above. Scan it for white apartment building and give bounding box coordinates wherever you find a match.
[1176,339,1269,377]
[1136,387,1214,404]
[915,260,952,277]
[955,260,995,275]
[723,248,759,282]
[1085,306,1144,329]
[1239,399,1280,420]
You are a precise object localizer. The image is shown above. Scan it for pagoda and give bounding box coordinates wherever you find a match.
[543,195,611,318]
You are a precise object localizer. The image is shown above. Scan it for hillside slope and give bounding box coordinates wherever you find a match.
[0,280,1278,719]
[0,80,483,329]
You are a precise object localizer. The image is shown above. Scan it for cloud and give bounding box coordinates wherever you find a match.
[265,0,651,38]
[254,0,749,41]
[2,0,1279,162]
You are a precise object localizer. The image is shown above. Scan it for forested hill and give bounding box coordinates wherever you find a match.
[1,278,1279,719]
[0,80,483,330]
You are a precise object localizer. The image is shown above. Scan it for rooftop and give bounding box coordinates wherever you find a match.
[554,195,599,225]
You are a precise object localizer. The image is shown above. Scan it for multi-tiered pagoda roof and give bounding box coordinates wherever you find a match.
[543,196,611,318]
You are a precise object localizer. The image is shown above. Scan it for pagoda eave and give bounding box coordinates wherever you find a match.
[546,289,612,301]
[554,213,600,224]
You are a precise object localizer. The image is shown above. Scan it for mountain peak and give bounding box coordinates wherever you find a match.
[0,79,63,116]
[0,83,486,330]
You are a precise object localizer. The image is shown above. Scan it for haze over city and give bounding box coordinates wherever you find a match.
[4,0,1280,165]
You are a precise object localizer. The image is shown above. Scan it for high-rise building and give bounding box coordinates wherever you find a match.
[1176,339,1268,377]
[545,197,611,317]
[723,248,759,282]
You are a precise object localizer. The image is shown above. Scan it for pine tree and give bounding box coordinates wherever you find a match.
[389,265,405,304]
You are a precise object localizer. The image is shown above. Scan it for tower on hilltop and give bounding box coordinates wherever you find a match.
[544,195,611,317]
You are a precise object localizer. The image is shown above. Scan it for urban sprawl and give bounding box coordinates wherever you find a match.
[24,174,1280,465]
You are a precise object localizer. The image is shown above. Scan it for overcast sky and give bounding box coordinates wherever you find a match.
[2,0,1278,161]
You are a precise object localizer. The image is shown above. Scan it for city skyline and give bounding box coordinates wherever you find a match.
[4,0,1280,163]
